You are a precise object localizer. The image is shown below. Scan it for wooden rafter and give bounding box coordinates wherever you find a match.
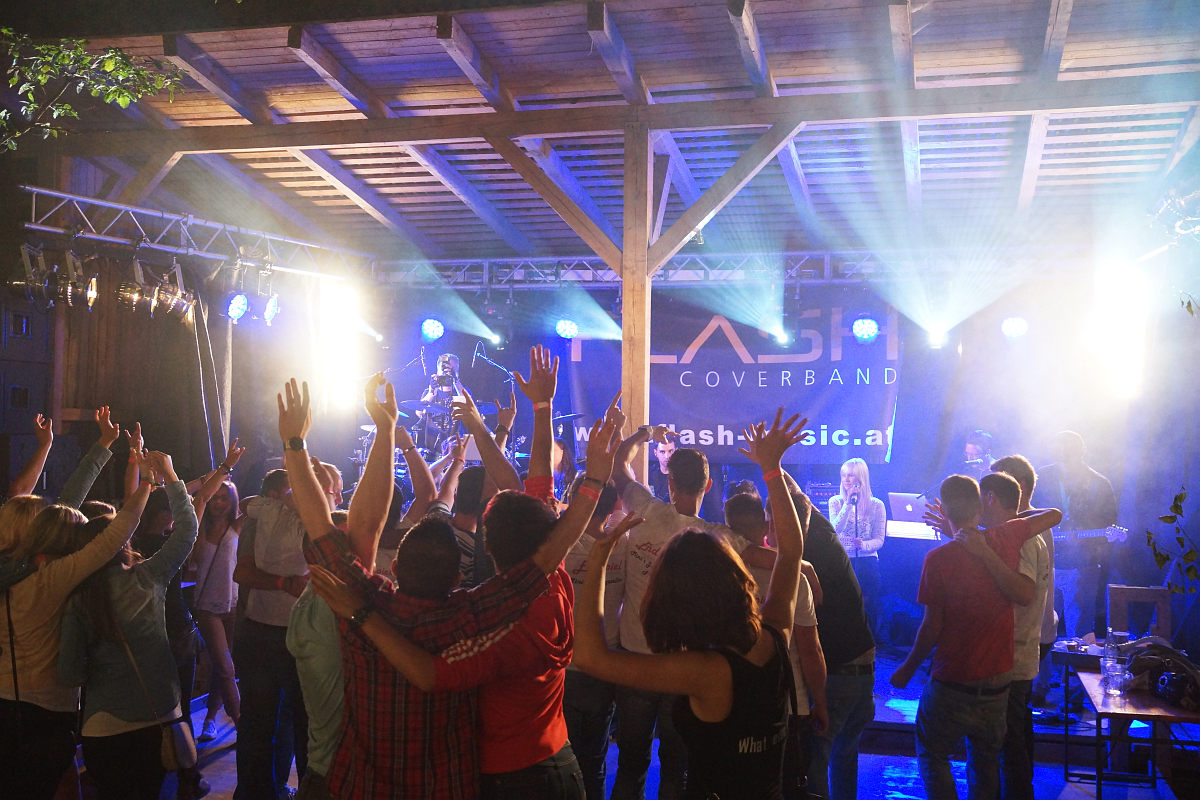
[887,1,921,221]
[649,119,805,271]
[113,150,183,206]
[289,24,530,254]
[167,33,437,255]
[1040,0,1075,81]
[1161,105,1200,178]
[52,74,1200,158]
[1018,0,1076,213]
[485,133,622,270]
[726,0,820,240]
[1018,114,1051,213]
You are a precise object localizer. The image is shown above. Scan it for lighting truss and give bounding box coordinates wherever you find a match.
[20,185,375,281]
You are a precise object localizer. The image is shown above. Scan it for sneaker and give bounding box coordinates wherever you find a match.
[197,718,218,743]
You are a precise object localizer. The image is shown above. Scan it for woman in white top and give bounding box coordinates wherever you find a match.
[827,458,886,642]
[190,478,242,741]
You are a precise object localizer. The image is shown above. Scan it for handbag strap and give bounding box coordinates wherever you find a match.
[5,589,18,704]
[192,523,232,604]
[116,624,170,726]
[765,624,801,717]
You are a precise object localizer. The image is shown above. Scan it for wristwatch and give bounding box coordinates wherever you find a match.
[286,436,306,452]
[349,605,374,628]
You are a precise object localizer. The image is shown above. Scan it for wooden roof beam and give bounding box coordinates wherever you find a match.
[726,0,821,242]
[169,32,432,254]
[436,14,515,113]
[113,150,183,206]
[485,133,622,271]
[587,1,650,106]
[1017,114,1050,214]
[288,25,389,119]
[1160,106,1200,178]
[649,118,805,272]
[887,2,921,225]
[522,137,621,248]
[52,75,1200,157]
[1040,0,1075,81]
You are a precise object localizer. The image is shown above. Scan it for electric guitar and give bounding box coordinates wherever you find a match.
[1052,524,1128,544]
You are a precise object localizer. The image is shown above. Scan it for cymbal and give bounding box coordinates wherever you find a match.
[399,400,449,415]
[552,413,583,423]
[360,424,377,433]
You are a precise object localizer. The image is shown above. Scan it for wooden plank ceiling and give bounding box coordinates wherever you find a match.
[49,0,1200,265]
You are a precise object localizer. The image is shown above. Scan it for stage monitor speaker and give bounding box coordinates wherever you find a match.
[804,481,838,518]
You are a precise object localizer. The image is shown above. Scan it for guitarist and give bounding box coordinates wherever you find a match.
[1034,431,1119,639]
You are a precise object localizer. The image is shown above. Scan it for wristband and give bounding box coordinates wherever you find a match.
[533,401,551,411]
[129,454,139,464]
[219,465,234,475]
[274,575,287,591]
[762,468,783,483]
[452,456,465,463]
[139,478,155,487]
[582,475,606,488]
[577,484,601,501]
[494,425,509,437]
[401,445,417,454]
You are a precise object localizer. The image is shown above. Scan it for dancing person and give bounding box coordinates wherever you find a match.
[0,407,139,800]
[573,409,809,800]
[891,475,1060,800]
[59,451,199,800]
[827,458,886,642]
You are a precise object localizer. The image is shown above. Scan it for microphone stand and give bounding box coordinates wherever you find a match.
[852,496,860,558]
[476,350,516,390]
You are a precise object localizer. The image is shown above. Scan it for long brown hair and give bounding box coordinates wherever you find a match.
[11,505,87,562]
[0,495,49,556]
[641,530,760,655]
[72,515,140,643]
[201,480,240,536]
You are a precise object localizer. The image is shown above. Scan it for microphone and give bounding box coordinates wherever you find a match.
[472,341,484,369]
[420,346,427,376]
[849,494,858,506]
[963,458,986,466]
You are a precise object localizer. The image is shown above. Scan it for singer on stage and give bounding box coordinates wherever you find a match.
[415,353,463,450]
[828,457,887,643]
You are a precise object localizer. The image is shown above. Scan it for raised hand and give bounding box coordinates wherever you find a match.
[145,451,178,484]
[450,434,473,462]
[95,405,120,449]
[646,425,679,445]
[513,344,558,405]
[738,408,807,470]
[923,500,949,537]
[395,424,416,453]
[221,437,246,471]
[450,387,487,434]
[583,412,624,485]
[602,391,623,429]
[132,447,156,484]
[124,421,143,455]
[307,564,366,619]
[601,511,644,547]
[34,413,53,447]
[364,372,399,430]
[277,379,311,443]
[496,389,518,431]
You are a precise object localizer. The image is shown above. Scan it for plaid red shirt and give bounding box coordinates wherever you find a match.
[304,530,550,800]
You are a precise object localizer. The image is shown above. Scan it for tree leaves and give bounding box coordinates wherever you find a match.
[1146,486,1197,594]
[1,27,182,151]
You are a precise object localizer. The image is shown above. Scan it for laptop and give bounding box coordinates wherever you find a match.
[888,492,928,523]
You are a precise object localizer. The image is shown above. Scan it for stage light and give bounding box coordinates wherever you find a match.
[117,281,145,313]
[263,294,280,326]
[421,318,445,341]
[555,318,578,340]
[928,327,948,349]
[1001,316,1028,339]
[224,291,250,322]
[851,316,880,344]
[83,275,99,310]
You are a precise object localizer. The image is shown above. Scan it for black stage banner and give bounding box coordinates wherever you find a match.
[564,289,901,465]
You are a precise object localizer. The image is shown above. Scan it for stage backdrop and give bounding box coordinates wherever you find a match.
[565,288,901,464]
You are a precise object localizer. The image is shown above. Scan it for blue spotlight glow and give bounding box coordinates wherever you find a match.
[225,292,249,322]
[263,294,280,326]
[1001,316,1028,339]
[851,316,880,344]
[421,318,445,341]
[928,327,949,349]
[555,318,579,339]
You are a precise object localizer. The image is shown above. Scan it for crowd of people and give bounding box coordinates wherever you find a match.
[1,343,1083,800]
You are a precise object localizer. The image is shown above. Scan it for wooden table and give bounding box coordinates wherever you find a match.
[1065,668,1200,799]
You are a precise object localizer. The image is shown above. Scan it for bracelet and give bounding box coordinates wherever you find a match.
[128,454,139,464]
[401,445,417,454]
[139,478,155,487]
[219,465,233,475]
[274,575,287,591]
[582,475,606,487]
[577,484,601,501]
[452,456,465,463]
[533,401,551,411]
[762,468,783,483]
[494,425,509,437]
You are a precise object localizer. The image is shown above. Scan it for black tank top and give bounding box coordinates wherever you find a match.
[672,625,789,800]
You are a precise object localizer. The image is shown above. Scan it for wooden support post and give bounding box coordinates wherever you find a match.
[622,122,653,485]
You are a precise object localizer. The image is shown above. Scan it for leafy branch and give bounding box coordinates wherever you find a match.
[2,27,183,151]
[1146,488,1199,594]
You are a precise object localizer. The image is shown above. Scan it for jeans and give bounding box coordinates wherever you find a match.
[915,680,1009,800]
[806,670,875,800]
[233,618,309,800]
[563,669,616,800]
[0,697,77,800]
[481,743,585,800]
[999,679,1034,800]
[611,685,687,800]
[82,724,166,800]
